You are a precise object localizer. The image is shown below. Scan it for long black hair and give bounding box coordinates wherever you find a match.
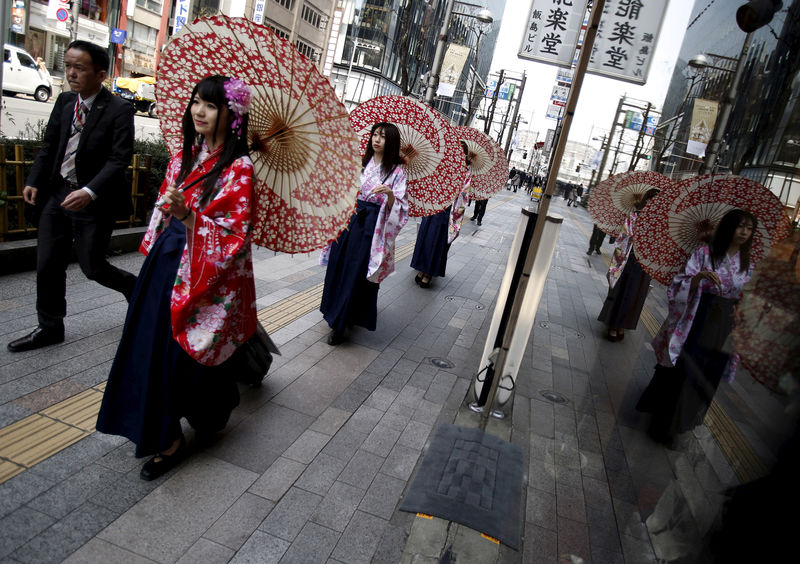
[176,75,250,204]
[635,188,660,211]
[362,122,402,180]
[710,209,757,273]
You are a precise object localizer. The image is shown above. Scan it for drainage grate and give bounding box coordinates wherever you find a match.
[430,358,454,369]
[540,390,568,404]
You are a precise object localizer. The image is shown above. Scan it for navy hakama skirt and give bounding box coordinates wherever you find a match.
[598,250,651,330]
[96,219,239,457]
[320,200,380,333]
[410,206,451,278]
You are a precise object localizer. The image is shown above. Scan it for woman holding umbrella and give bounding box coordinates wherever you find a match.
[320,122,408,345]
[410,142,471,288]
[97,75,256,480]
[637,209,756,444]
[598,188,660,341]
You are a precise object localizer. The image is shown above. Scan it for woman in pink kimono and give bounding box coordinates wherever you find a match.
[598,188,660,341]
[320,122,408,345]
[637,209,756,444]
[97,76,256,480]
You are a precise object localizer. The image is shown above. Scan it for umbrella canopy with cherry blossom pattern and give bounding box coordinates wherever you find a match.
[453,126,508,200]
[157,15,361,254]
[349,96,467,217]
[588,171,673,236]
[634,174,792,286]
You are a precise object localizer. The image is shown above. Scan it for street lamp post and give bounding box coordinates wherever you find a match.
[424,1,492,107]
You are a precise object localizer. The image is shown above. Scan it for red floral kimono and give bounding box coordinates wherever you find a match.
[141,146,257,366]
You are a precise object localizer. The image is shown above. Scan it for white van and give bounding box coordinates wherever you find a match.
[3,44,52,102]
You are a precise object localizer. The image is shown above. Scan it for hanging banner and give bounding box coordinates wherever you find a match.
[518,0,590,65]
[436,44,471,97]
[253,0,266,24]
[686,99,718,157]
[587,0,669,85]
[543,128,556,156]
[11,0,26,33]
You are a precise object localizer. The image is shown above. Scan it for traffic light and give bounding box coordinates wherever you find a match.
[523,151,528,159]
[736,0,782,32]
[576,165,581,173]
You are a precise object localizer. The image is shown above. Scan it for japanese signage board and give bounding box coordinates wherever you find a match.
[587,0,668,85]
[551,85,569,104]
[545,103,563,121]
[555,66,573,85]
[11,1,26,33]
[485,80,517,101]
[111,29,128,44]
[624,111,659,135]
[519,0,590,66]
[253,1,266,25]
[543,128,556,156]
[174,0,191,35]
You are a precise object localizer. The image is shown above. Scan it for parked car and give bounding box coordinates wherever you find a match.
[2,44,52,102]
[112,76,157,117]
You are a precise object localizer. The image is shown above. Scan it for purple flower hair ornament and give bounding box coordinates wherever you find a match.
[224,78,251,135]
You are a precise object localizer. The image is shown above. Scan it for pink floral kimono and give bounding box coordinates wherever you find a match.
[320,158,408,283]
[652,244,753,381]
[606,212,637,289]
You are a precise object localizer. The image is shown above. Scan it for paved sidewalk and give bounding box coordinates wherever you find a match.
[0,191,793,563]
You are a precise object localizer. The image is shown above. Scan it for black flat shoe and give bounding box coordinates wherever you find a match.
[414,273,423,286]
[8,327,65,352]
[327,330,345,346]
[606,330,618,342]
[140,436,186,481]
[419,279,431,289]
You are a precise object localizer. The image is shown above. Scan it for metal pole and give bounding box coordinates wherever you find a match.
[504,71,526,158]
[629,102,652,171]
[484,69,503,134]
[71,0,81,41]
[479,0,605,429]
[595,95,624,185]
[700,32,753,174]
[424,0,456,107]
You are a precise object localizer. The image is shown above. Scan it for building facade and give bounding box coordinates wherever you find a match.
[654,0,800,211]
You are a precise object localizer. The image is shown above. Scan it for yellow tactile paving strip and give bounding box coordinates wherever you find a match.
[565,204,767,483]
[0,239,427,485]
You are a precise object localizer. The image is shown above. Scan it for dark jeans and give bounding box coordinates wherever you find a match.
[588,224,605,252]
[36,186,137,331]
[473,199,487,222]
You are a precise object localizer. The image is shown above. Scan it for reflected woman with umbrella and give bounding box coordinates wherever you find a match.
[97,76,257,480]
[638,209,756,444]
[320,122,408,345]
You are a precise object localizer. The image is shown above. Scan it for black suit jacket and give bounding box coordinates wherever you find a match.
[26,87,135,217]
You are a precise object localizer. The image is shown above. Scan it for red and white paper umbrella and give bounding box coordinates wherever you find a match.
[349,96,467,217]
[634,174,792,286]
[453,126,508,200]
[733,231,800,393]
[588,171,673,236]
[157,15,361,254]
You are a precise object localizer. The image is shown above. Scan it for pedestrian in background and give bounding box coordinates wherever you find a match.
[8,40,136,353]
[587,224,607,255]
[320,122,408,345]
[637,209,756,444]
[471,197,488,225]
[97,75,257,481]
[597,188,660,341]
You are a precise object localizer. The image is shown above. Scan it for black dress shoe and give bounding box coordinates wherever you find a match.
[140,436,186,481]
[414,273,423,286]
[8,327,65,352]
[327,330,345,346]
[419,279,431,289]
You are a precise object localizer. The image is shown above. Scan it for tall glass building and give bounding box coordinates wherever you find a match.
[655,0,800,211]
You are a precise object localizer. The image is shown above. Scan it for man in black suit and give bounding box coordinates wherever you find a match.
[8,41,136,352]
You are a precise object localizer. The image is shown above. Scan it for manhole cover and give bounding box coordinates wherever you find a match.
[430,358,454,369]
[540,390,568,404]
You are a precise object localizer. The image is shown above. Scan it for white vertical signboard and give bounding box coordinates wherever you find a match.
[518,0,590,66]
[174,0,191,35]
[587,0,668,85]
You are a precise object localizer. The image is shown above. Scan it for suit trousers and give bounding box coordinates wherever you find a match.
[36,183,137,331]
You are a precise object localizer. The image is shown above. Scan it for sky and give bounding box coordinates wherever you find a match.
[483,0,695,150]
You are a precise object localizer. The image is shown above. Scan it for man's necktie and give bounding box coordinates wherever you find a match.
[60,100,88,184]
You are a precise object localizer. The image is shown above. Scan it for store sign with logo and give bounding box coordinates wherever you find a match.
[519,0,590,66]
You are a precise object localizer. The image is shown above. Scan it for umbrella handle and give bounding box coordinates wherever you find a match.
[154,173,211,208]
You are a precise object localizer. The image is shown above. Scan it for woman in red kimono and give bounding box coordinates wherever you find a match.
[97,75,257,480]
